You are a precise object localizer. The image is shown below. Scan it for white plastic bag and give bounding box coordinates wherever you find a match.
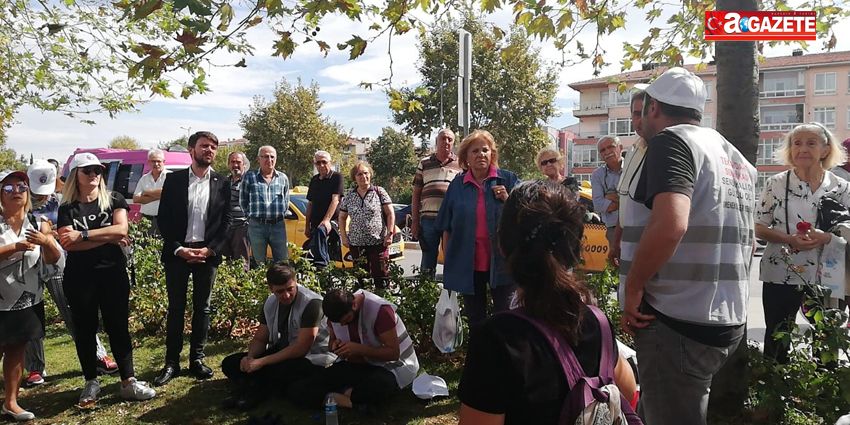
[818,234,846,300]
[432,288,463,353]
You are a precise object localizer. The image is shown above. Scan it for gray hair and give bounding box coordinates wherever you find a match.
[314,150,332,162]
[597,135,621,150]
[258,145,276,156]
[776,123,846,170]
[228,151,249,168]
[147,148,165,160]
[437,128,455,141]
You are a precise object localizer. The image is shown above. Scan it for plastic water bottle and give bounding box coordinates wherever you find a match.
[324,393,338,425]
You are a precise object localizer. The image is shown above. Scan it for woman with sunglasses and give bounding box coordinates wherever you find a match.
[536,148,580,194]
[0,170,62,421]
[58,153,156,408]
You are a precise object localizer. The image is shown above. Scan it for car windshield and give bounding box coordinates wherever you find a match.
[290,194,308,215]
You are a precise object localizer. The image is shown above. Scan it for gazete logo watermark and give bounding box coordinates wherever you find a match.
[704,11,816,41]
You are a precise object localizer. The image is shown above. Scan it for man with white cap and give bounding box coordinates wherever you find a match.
[619,67,756,425]
[23,160,118,388]
[133,148,169,236]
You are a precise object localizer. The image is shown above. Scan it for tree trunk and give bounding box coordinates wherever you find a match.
[710,0,759,418]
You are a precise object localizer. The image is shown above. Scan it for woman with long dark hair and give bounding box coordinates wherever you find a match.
[58,153,155,408]
[458,180,639,425]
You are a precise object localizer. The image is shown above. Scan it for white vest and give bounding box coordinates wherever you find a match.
[619,124,756,325]
[331,290,420,388]
[263,285,336,367]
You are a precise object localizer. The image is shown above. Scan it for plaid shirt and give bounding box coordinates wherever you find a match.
[239,169,290,220]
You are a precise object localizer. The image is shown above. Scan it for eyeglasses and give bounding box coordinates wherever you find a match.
[2,183,29,194]
[80,166,103,176]
[315,160,328,165]
[259,155,275,160]
[540,158,559,166]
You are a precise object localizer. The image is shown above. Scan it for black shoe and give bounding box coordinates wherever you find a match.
[189,360,213,380]
[153,364,180,387]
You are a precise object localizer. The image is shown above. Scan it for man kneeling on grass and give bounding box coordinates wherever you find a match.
[220,262,336,410]
[288,288,419,413]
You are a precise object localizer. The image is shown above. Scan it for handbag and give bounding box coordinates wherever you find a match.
[432,288,464,353]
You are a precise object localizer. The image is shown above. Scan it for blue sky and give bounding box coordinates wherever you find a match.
[7,6,850,162]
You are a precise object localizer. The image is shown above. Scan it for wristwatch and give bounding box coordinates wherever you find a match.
[81,229,89,241]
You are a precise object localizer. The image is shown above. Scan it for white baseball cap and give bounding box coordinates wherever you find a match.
[69,152,105,171]
[644,67,707,114]
[0,170,29,185]
[412,373,449,400]
[27,159,57,195]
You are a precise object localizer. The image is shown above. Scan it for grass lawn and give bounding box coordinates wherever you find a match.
[10,325,461,425]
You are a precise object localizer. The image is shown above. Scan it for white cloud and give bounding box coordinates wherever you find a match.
[322,97,386,110]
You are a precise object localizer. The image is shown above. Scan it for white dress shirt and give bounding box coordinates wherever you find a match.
[186,166,211,243]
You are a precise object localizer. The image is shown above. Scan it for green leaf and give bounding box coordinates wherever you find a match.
[481,0,500,13]
[218,4,234,31]
[132,0,162,20]
[338,36,367,60]
[186,0,212,16]
[273,32,297,59]
[45,23,67,35]
[316,40,331,57]
[516,11,532,26]
[556,11,573,32]
[234,58,247,67]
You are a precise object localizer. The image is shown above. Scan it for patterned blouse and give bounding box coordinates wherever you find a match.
[339,186,392,247]
[0,216,61,311]
[756,170,850,285]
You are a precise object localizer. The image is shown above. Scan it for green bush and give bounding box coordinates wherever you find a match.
[581,265,632,346]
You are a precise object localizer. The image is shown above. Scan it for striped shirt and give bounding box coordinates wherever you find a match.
[239,169,290,220]
[412,154,462,218]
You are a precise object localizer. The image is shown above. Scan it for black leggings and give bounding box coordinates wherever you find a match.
[64,265,135,381]
[288,361,398,408]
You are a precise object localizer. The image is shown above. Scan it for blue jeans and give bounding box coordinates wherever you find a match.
[309,225,330,268]
[248,219,288,266]
[419,217,441,278]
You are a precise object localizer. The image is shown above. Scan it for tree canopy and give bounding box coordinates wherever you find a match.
[239,78,346,186]
[367,127,417,202]
[109,135,142,149]
[393,16,558,177]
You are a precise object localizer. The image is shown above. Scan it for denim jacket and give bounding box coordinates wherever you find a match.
[435,168,519,295]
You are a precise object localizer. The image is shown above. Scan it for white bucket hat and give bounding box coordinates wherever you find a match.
[27,159,57,195]
[645,67,706,114]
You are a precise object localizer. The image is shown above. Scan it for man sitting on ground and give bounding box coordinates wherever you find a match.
[220,262,336,410]
[288,288,419,413]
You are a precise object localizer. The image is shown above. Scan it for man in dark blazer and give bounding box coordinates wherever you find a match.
[154,131,231,386]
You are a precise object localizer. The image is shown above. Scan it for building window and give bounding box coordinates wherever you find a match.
[814,72,836,95]
[757,138,783,165]
[608,89,631,106]
[571,145,600,168]
[813,106,836,129]
[760,70,806,97]
[574,173,592,183]
[608,118,634,136]
[760,104,804,131]
[700,115,713,128]
[704,82,712,100]
[756,171,777,199]
[599,121,608,136]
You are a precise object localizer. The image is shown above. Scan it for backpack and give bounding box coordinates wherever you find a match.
[507,305,640,425]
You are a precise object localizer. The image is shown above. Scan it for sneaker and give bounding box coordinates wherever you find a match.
[77,379,100,409]
[120,377,156,401]
[96,356,119,375]
[24,371,45,387]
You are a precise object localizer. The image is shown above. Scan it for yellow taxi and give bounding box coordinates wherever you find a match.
[280,186,405,267]
[576,180,611,272]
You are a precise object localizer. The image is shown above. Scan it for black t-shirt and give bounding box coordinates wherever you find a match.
[58,192,128,270]
[258,295,323,352]
[307,172,344,228]
[634,131,744,347]
[634,131,696,209]
[459,306,618,425]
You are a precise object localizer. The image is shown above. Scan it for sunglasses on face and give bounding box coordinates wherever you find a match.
[315,160,328,165]
[540,158,559,166]
[2,183,29,194]
[80,166,103,176]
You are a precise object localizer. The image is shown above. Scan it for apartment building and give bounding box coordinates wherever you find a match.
[567,50,850,194]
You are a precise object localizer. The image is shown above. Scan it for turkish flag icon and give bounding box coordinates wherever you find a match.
[704,11,725,36]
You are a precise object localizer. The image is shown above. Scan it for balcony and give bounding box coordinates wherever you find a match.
[759,88,806,98]
[760,122,802,132]
[573,102,609,117]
